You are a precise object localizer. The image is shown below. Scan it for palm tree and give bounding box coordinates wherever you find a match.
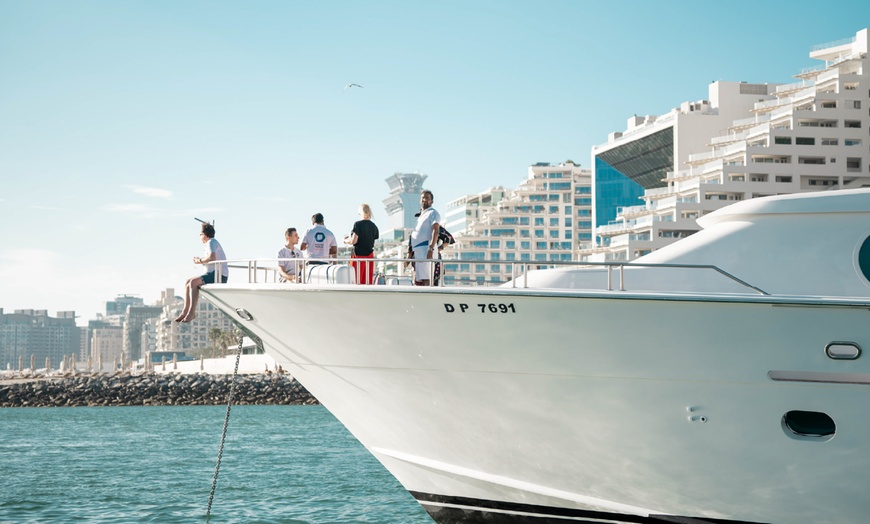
[207,327,224,358]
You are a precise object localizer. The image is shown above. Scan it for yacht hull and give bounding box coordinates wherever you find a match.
[203,285,870,523]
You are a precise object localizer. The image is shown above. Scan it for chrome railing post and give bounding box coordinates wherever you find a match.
[619,264,625,291]
[607,265,612,291]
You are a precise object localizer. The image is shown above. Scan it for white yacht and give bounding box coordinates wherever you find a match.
[202,188,870,524]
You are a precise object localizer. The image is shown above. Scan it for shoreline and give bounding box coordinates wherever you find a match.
[0,373,318,408]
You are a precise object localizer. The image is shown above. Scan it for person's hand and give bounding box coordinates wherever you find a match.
[193,256,200,264]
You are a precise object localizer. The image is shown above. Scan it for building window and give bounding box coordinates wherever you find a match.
[845,120,861,128]
[520,241,530,250]
[796,137,815,145]
[821,138,838,146]
[774,136,792,145]
[549,218,559,226]
[549,230,559,238]
[534,217,545,226]
[549,206,559,213]
[775,176,793,183]
[536,242,547,249]
[534,230,544,238]
[505,241,515,249]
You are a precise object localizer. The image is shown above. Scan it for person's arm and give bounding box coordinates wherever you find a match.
[329,244,338,258]
[427,222,439,259]
[345,232,359,245]
[196,248,217,266]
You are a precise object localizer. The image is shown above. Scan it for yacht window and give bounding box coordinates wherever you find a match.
[859,235,870,282]
[782,410,835,440]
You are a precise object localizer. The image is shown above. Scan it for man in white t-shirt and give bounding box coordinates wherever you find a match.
[407,190,441,286]
[300,213,337,264]
[277,227,303,282]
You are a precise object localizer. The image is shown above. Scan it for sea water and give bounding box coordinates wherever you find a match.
[0,405,433,523]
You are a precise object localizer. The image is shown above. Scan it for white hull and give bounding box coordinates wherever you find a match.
[203,284,870,523]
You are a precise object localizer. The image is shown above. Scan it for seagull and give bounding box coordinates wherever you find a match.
[344,83,363,90]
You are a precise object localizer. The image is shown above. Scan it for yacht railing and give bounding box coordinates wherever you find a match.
[204,257,768,295]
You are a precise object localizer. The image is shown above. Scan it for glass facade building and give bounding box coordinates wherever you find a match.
[593,127,673,240]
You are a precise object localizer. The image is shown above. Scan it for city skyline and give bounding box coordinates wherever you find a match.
[1,1,867,325]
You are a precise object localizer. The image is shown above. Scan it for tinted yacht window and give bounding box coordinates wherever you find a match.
[860,235,870,281]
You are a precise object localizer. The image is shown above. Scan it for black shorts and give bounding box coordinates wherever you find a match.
[201,272,229,284]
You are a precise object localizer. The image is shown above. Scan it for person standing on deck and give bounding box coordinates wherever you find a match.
[407,190,440,286]
[345,204,379,284]
[301,213,337,264]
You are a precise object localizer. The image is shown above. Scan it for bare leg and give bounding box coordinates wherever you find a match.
[175,277,197,322]
[181,277,204,323]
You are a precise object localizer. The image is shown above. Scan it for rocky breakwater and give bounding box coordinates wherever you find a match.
[0,373,318,408]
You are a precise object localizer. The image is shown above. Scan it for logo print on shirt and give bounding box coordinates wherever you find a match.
[315,232,325,242]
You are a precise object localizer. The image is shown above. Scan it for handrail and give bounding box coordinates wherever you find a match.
[205,257,768,295]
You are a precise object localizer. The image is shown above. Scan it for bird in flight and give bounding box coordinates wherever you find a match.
[344,83,363,89]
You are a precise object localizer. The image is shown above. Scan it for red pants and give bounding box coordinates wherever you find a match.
[351,253,375,285]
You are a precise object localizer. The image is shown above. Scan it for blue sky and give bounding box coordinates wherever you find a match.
[1,1,868,325]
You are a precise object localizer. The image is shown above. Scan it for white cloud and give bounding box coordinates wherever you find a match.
[103,203,165,219]
[127,185,172,199]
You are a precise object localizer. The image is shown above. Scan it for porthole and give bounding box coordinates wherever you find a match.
[782,410,835,441]
[859,235,870,282]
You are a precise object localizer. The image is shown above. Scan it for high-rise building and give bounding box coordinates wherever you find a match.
[442,162,592,285]
[590,81,777,249]
[0,308,81,370]
[123,305,162,361]
[91,324,123,371]
[584,28,870,262]
[105,295,144,316]
[153,288,236,356]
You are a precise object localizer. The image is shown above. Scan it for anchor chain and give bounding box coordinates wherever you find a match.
[206,334,245,517]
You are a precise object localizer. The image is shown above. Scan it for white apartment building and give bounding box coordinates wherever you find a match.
[585,28,870,262]
[154,288,235,355]
[90,325,123,371]
[442,187,507,235]
[441,162,592,285]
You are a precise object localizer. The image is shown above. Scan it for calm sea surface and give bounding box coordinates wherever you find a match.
[0,405,433,523]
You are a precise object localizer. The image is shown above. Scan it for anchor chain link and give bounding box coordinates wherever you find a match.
[206,334,245,517]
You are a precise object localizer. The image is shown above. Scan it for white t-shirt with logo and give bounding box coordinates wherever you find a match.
[302,224,337,260]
